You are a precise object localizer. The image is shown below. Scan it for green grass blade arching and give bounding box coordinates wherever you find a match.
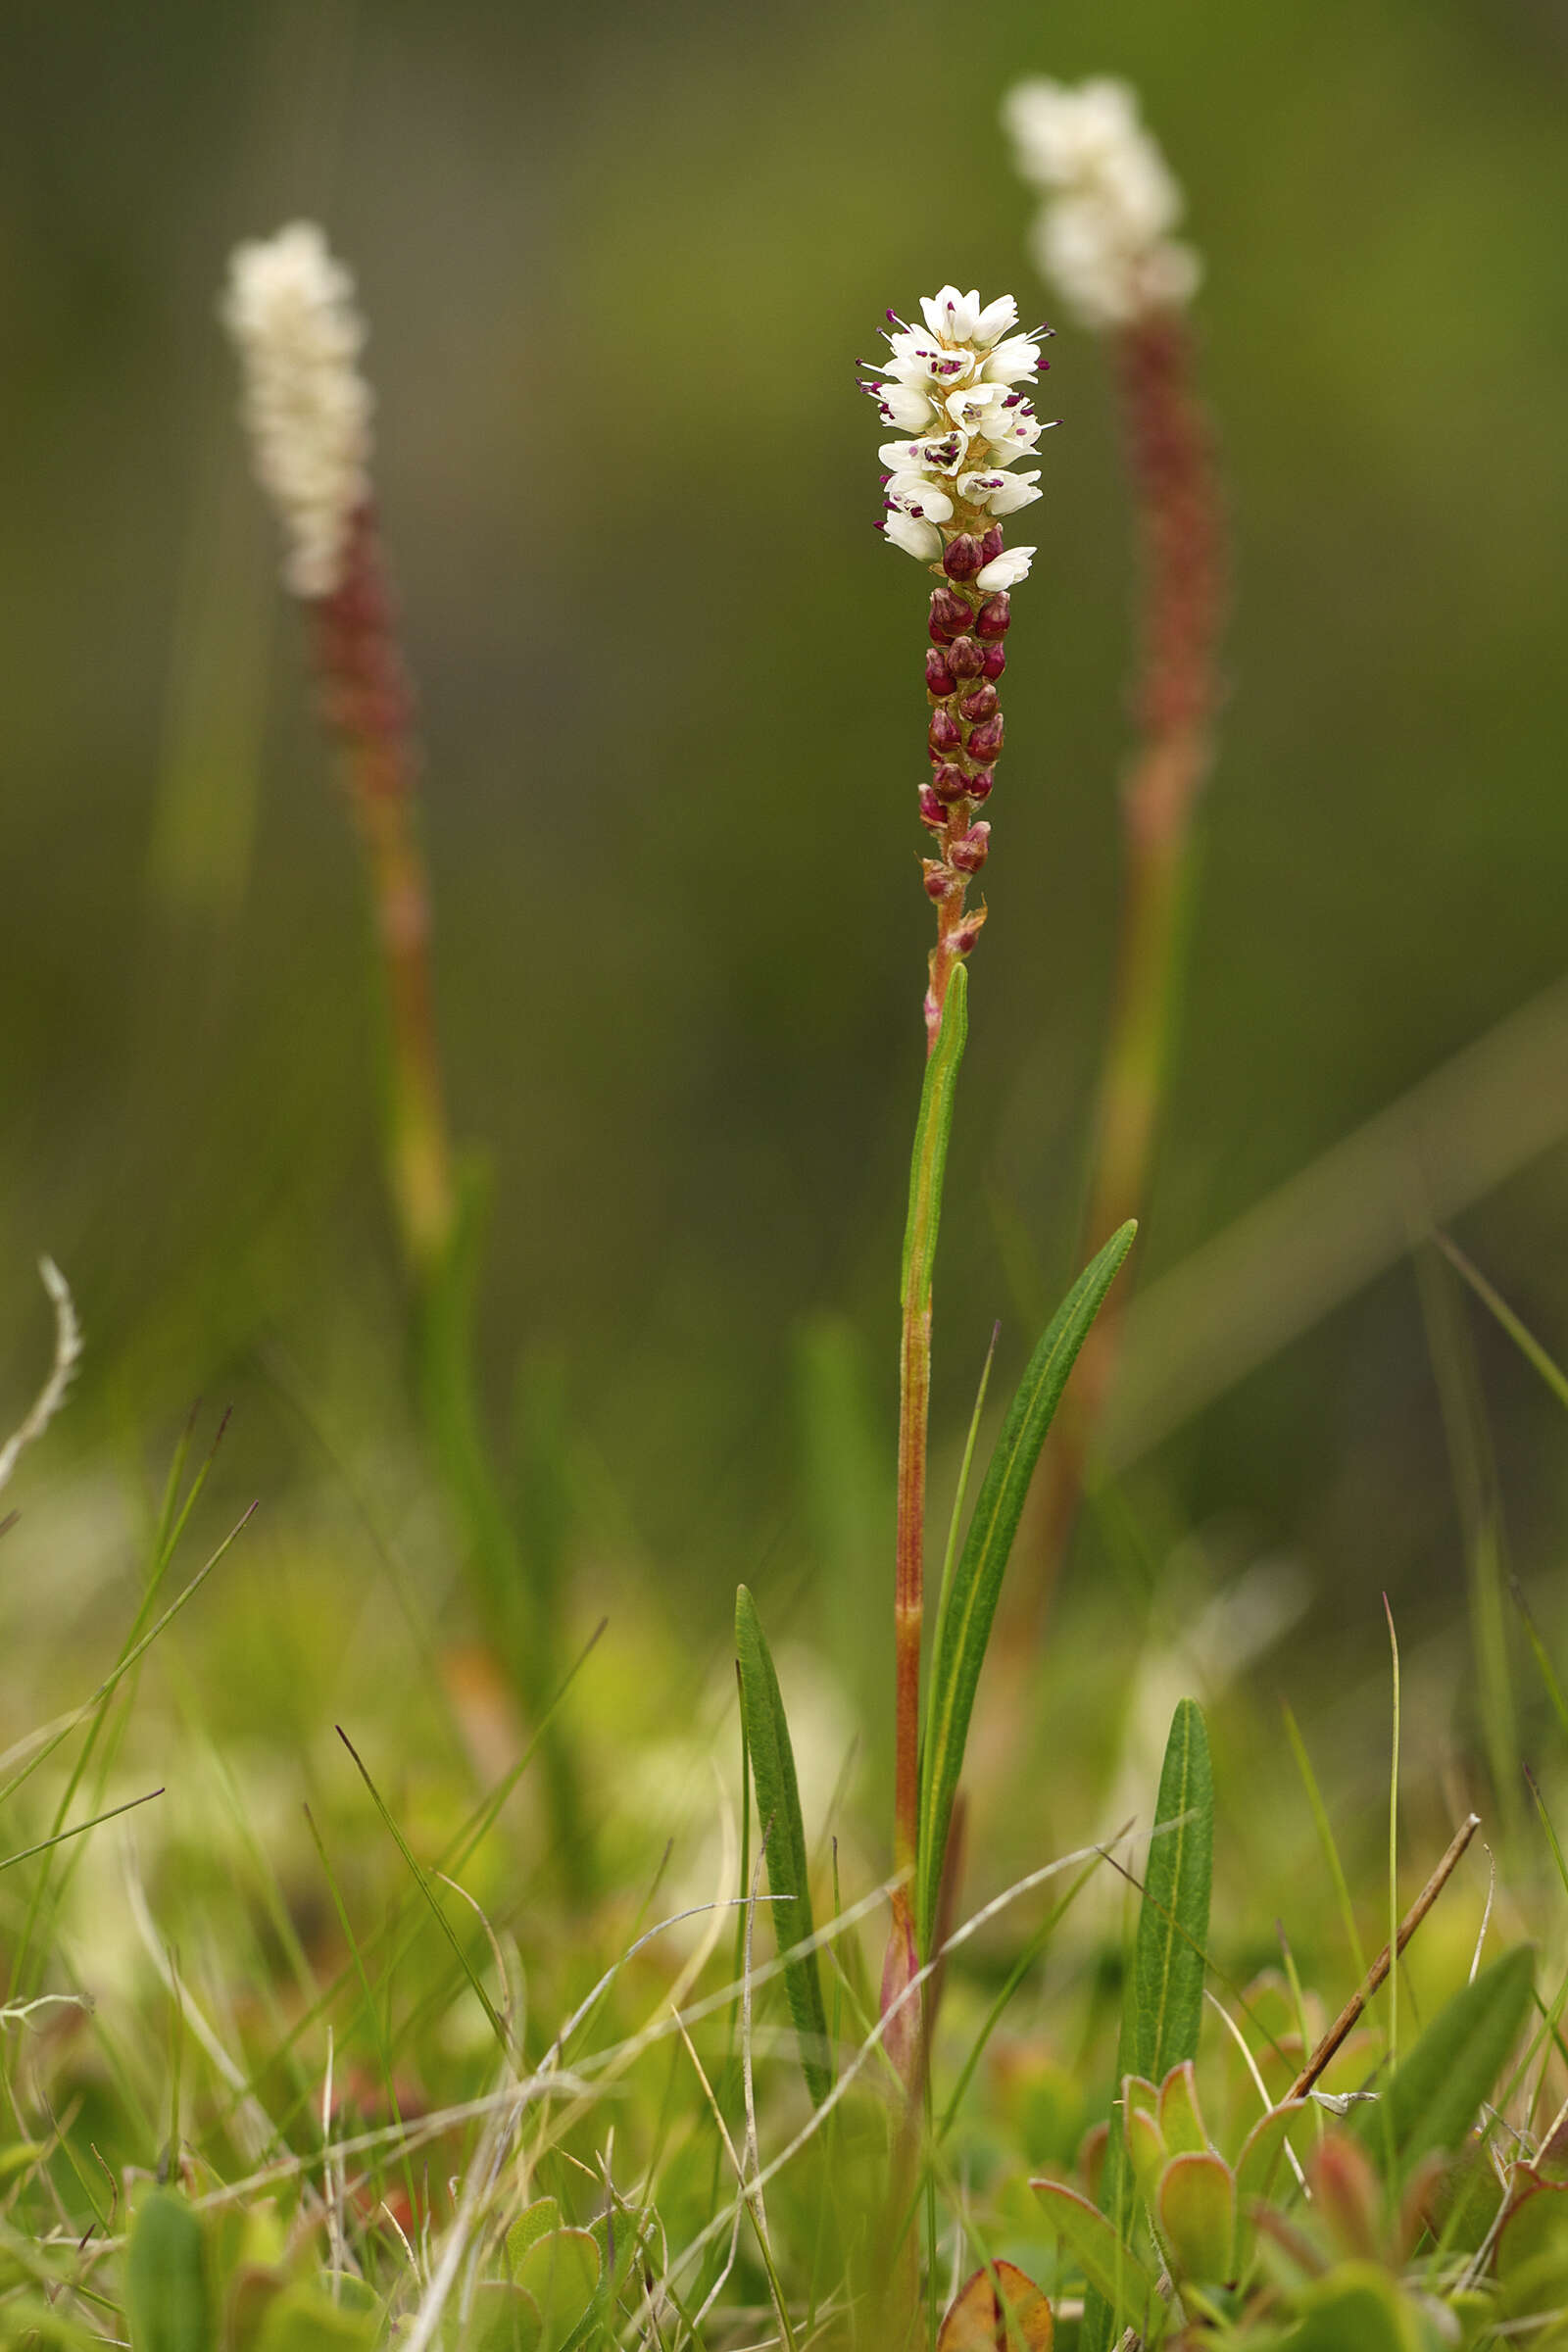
[734,1585,832,2105]
[1083,1696,1213,2352]
[915,1219,1137,1955]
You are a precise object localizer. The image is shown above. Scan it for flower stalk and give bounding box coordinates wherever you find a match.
[867,288,1050,2076]
[221,222,456,1285]
[1004,85,1225,1597]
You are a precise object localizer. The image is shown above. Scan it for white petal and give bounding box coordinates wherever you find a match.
[987,470,1043,516]
[887,471,954,524]
[975,546,1035,592]
[875,382,938,431]
[981,334,1044,384]
[884,512,944,563]
[973,293,1019,345]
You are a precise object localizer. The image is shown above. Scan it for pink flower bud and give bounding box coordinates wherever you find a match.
[923,860,959,903]
[950,821,991,874]
[966,713,1005,762]
[965,765,995,804]
[981,642,1006,681]
[942,533,984,582]
[917,786,948,830]
[928,709,962,758]
[930,761,970,803]
[979,524,1004,566]
[959,682,999,723]
[948,635,984,680]
[951,911,987,956]
[928,588,975,644]
[975,594,1011,641]
[925,649,956,699]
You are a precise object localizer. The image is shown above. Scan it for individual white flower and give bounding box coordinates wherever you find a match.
[975,546,1035,592]
[220,220,373,597]
[958,468,1043,516]
[1003,76,1200,331]
[981,333,1045,384]
[943,381,1011,435]
[886,471,955,525]
[884,511,945,563]
[879,431,967,479]
[873,381,941,432]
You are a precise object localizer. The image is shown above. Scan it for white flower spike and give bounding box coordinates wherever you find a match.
[1002,77,1200,331]
[221,220,373,598]
[866,288,1052,1041]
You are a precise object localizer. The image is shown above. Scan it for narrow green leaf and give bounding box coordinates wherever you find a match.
[1350,1942,1534,2179]
[1437,1232,1568,1414]
[1031,2179,1156,2314]
[1082,1698,1213,2352]
[916,1220,1137,1953]
[124,2189,210,2352]
[900,961,968,1309]
[734,1585,831,2105]
[1131,1699,1214,2082]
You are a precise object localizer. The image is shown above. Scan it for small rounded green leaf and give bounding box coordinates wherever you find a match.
[470,2283,543,2352]
[516,2228,600,2344]
[1284,2261,1424,2351]
[1157,2150,1236,2286]
[253,2286,378,2351]
[1157,2060,1209,2156]
[506,2198,563,2270]
[125,2189,210,2352]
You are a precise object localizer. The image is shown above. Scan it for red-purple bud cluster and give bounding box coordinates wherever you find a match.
[915,529,1022,991]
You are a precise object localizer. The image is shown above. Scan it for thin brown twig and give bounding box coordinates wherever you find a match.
[1286,1812,1481,2102]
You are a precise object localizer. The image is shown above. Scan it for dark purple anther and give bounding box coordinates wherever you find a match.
[923,860,959,903]
[978,525,1004,566]
[948,636,984,680]
[975,595,1011,642]
[928,709,962,758]
[951,914,985,956]
[950,821,991,874]
[980,642,1006,681]
[942,534,984,582]
[965,766,995,804]
[930,762,969,803]
[928,588,974,645]
[966,713,1005,762]
[959,682,999,723]
[925,650,956,699]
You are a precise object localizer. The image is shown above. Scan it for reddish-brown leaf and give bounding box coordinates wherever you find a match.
[937,2260,1054,2351]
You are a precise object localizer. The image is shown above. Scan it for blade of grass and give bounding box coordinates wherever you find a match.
[1437,1232,1568,1412]
[917,1221,1136,1955]
[1082,1698,1211,2352]
[336,1727,513,2063]
[1282,1703,1369,1991]
[735,1585,831,2105]
[0,1785,165,1873]
[302,1802,419,2229]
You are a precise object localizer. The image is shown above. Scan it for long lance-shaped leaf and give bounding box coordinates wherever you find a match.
[1350,1942,1534,2179]
[1083,1697,1213,2352]
[916,1220,1136,1954]
[735,1585,831,2105]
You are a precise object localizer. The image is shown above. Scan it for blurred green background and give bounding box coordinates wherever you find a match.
[5,0,1568,1731]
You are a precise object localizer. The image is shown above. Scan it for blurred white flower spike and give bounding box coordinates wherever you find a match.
[220,220,373,598]
[868,284,1049,582]
[1003,77,1200,330]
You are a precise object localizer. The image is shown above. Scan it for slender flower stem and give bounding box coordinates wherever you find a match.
[314,505,456,1284]
[1029,308,1223,1602]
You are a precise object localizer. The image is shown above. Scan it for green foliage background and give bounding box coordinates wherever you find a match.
[3,0,1567,1740]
